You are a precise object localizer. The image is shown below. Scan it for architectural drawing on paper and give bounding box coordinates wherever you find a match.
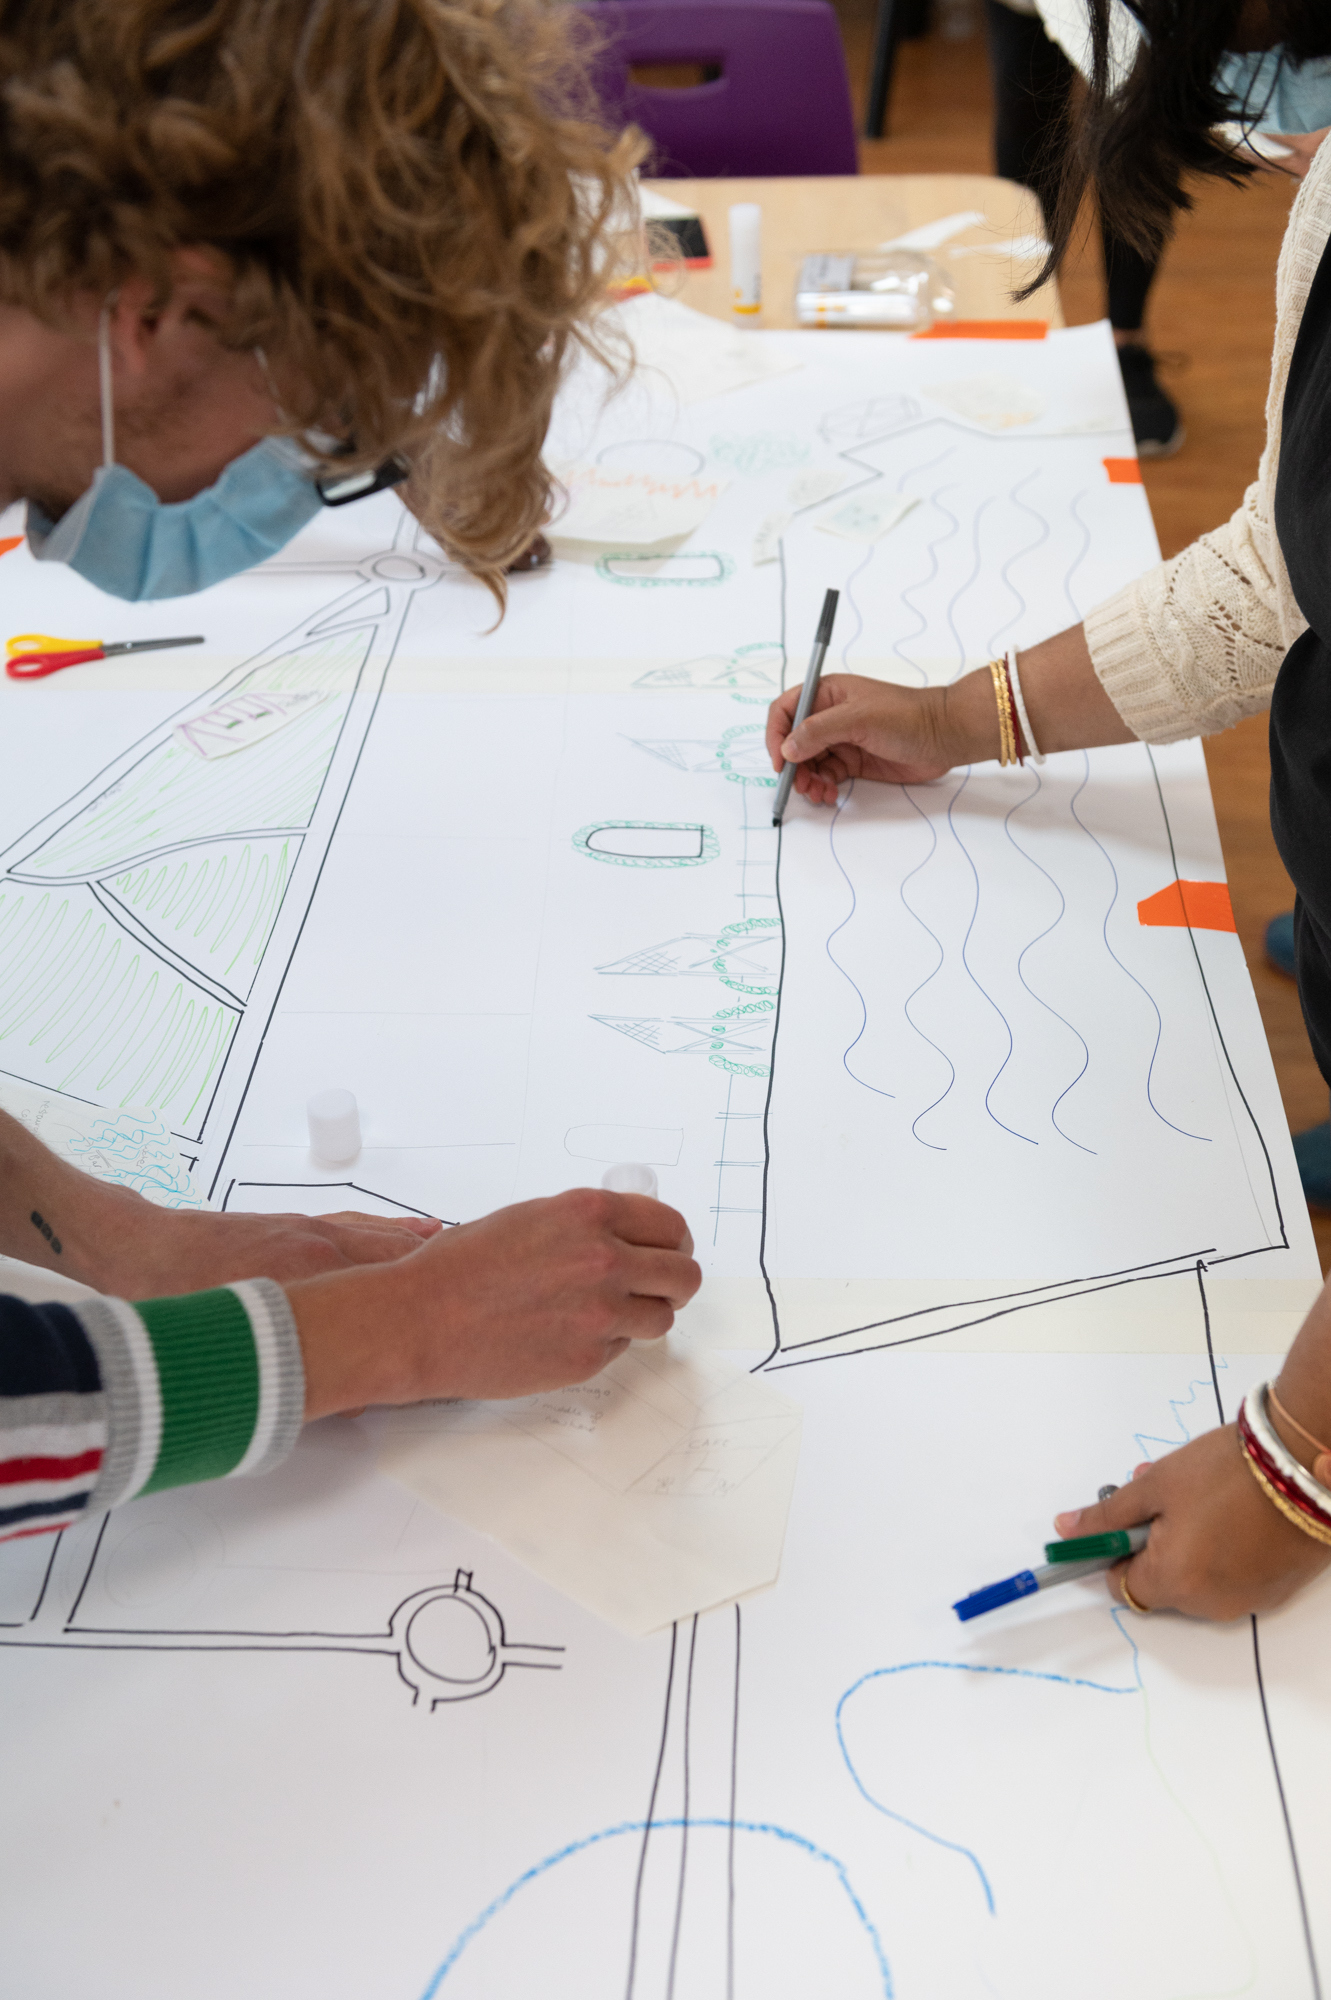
[593,1001,774,1076]
[596,551,735,586]
[0,515,441,1197]
[421,1608,892,1999]
[0,1517,559,1711]
[220,1178,442,1222]
[633,642,782,699]
[573,822,720,867]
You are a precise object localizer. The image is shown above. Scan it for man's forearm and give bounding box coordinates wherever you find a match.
[0,1107,129,1286]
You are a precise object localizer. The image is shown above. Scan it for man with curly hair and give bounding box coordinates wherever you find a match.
[0,0,701,1544]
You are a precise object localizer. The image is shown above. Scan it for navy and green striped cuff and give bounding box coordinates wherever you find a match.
[81,1278,304,1508]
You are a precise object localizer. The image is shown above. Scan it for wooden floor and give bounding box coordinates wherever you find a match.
[828,5,1331,1267]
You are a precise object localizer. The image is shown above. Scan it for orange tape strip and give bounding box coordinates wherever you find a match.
[912,320,1048,340]
[1103,457,1143,484]
[1137,881,1236,933]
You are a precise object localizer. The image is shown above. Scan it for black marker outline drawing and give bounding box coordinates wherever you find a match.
[0,1517,561,1710]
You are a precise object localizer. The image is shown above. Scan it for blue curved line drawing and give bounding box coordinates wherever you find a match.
[825,784,894,1100]
[896,487,961,687]
[945,493,990,681]
[417,1816,893,1998]
[896,443,957,496]
[839,544,877,673]
[1133,1367,1230,1460]
[882,447,958,687]
[947,773,1036,1145]
[987,469,1049,656]
[834,1643,1139,1919]
[1068,756,1209,1143]
[1062,488,1093,625]
[1002,772,1096,1153]
[897,786,955,1149]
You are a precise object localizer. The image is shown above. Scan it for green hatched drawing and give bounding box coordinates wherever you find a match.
[712,918,783,994]
[0,883,238,1128]
[707,1000,775,1077]
[716,725,777,788]
[102,838,297,1005]
[708,432,811,477]
[591,1000,773,1077]
[17,629,373,878]
[718,641,784,704]
[573,822,720,868]
[596,551,735,587]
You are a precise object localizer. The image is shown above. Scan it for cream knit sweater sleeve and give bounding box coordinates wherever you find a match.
[1084,141,1331,744]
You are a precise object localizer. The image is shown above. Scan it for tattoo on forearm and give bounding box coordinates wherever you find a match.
[30,1210,62,1255]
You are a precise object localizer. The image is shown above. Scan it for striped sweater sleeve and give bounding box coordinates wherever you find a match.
[0,1278,305,1542]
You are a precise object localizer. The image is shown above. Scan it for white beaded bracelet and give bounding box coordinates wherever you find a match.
[1243,1382,1331,1517]
[1006,646,1045,765]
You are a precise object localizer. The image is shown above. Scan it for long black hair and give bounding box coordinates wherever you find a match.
[1035,0,1331,284]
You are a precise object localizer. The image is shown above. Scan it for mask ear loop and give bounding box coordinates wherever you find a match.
[97,299,117,468]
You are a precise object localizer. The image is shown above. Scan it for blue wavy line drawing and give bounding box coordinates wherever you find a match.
[1068,755,1209,1143]
[987,468,1049,656]
[897,785,956,1150]
[839,543,877,673]
[878,445,958,686]
[1133,1365,1230,1461]
[945,493,990,681]
[895,486,961,687]
[1002,771,1096,1154]
[896,443,956,496]
[417,1816,893,1997]
[1063,488,1093,625]
[825,784,894,1100]
[947,773,1037,1145]
[835,1636,1139,1917]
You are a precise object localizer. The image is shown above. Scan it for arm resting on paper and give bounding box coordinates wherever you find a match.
[1,1189,700,1542]
[0,1108,440,1296]
[1053,1278,1331,1620]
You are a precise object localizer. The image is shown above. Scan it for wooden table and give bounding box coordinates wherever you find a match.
[642,173,1063,329]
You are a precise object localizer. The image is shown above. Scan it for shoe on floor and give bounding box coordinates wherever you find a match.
[1294,1120,1331,1209]
[1116,343,1184,458]
[1266,910,1297,978]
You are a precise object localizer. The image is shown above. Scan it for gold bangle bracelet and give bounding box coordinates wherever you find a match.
[1239,1439,1331,1547]
[988,659,1015,768]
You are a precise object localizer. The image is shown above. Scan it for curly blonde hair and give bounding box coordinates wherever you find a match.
[0,0,642,600]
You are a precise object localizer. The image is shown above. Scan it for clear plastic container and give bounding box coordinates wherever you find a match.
[795,250,956,331]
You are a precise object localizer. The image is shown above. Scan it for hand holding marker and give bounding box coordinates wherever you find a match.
[954,1486,1151,1621]
[771,589,840,825]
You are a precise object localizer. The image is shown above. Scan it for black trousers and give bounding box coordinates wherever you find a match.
[984,0,1157,332]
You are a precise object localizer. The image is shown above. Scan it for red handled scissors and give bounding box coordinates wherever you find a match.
[6,632,205,680]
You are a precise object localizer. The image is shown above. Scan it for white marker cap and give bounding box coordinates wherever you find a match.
[308,1088,362,1165]
[601,1162,659,1198]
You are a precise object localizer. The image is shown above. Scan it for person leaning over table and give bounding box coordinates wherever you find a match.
[0,0,700,1542]
[766,0,1331,1626]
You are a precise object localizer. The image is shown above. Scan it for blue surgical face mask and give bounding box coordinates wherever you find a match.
[1215,48,1331,137]
[25,308,325,601]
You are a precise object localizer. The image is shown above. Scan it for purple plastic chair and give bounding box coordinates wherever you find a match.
[582,0,859,177]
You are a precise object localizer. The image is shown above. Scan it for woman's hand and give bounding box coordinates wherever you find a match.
[1054,1428,1331,1620]
[763,628,1131,808]
[765,674,957,806]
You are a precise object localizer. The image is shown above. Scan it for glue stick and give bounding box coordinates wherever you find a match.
[729,203,762,323]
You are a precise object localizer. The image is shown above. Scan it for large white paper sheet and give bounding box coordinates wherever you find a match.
[374,1340,801,1635]
[1,319,1326,1999]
